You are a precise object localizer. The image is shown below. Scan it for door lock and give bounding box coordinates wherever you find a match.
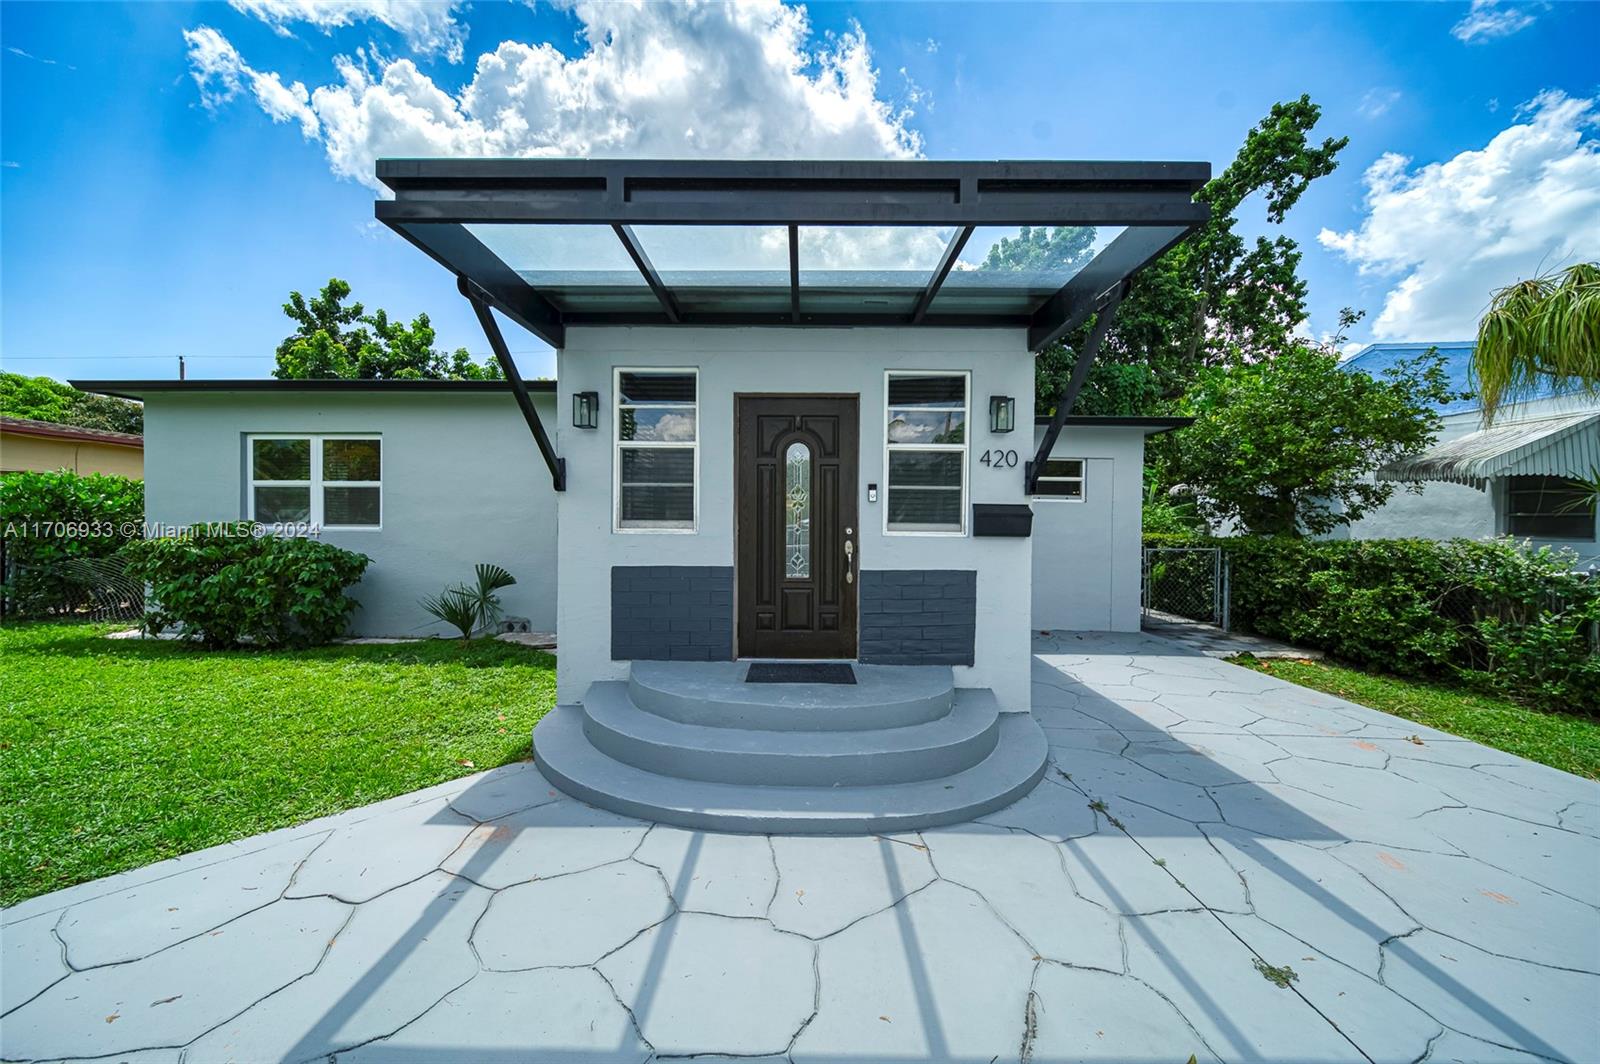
[844,538,854,584]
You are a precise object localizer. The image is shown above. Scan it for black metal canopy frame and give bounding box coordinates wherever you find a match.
[376,158,1210,493]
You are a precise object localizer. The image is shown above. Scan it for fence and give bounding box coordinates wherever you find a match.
[0,544,144,623]
[1142,546,1230,630]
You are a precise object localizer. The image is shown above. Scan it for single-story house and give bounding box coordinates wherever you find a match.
[78,157,1206,834]
[1338,342,1599,566]
[0,416,144,478]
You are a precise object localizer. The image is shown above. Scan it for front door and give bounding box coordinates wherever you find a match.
[736,395,859,658]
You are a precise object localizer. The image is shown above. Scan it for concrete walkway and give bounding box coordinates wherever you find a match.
[1139,610,1324,659]
[3,632,1596,1063]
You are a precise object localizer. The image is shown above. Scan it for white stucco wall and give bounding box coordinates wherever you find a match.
[1339,396,1600,566]
[554,327,1037,711]
[141,391,559,636]
[1029,425,1148,633]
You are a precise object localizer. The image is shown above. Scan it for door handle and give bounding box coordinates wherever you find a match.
[844,539,854,584]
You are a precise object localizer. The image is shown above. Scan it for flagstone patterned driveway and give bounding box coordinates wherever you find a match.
[4,631,1597,1063]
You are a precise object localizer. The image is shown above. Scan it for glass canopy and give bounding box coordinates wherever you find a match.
[930,225,1125,316]
[465,223,1113,319]
[382,159,1210,350]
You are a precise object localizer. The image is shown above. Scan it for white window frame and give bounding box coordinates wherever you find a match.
[613,367,699,534]
[247,434,383,531]
[883,369,970,537]
[1033,457,1087,502]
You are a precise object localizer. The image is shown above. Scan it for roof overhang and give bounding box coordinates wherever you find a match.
[0,416,143,448]
[70,379,552,402]
[375,158,1210,352]
[1380,411,1600,488]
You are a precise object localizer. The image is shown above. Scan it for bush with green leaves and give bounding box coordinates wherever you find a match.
[421,563,517,641]
[1147,533,1599,711]
[1,470,144,615]
[124,524,370,648]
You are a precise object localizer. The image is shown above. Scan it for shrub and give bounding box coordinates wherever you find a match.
[1144,533,1599,711]
[1,470,144,615]
[124,524,370,648]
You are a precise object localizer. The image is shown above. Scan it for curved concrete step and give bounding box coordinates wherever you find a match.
[628,660,954,731]
[582,682,1001,786]
[533,706,1049,835]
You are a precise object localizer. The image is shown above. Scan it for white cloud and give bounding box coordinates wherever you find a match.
[183,26,319,137]
[228,0,467,63]
[1451,0,1540,43]
[1357,88,1401,120]
[1319,91,1600,340]
[7,46,56,65]
[186,0,921,194]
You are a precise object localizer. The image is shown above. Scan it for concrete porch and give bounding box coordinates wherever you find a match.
[532,660,1050,833]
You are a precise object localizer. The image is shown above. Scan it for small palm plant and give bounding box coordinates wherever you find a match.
[421,563,518,642]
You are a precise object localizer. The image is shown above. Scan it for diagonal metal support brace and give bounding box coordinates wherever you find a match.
[1024,281,1127,494]
[460,275,566,492]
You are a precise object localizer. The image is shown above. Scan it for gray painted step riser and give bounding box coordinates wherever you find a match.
[624,672,947,729]
[582,708,1001,787]
[532,707,1049,835]
[535,755,1043,835]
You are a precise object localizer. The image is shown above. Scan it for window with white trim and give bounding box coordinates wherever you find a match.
[1033,458,1086,500]
[248,435,382,529]
[885,372,968,533]
[615,369,697,531]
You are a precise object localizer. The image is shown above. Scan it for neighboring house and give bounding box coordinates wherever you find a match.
[0,416,144,478]
[78,157,1209,833]
[1338,342,1599,566]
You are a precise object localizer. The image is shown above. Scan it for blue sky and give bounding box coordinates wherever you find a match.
[3,0,1597,383]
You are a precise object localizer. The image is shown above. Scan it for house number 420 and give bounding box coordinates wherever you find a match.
[979,449,1018,469]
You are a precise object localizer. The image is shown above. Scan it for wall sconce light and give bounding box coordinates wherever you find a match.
[572,391,599,429]
[989,395,1016,434]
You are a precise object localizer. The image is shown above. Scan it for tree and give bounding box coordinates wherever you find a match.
[1473,262,1600,424]
[274,279,503,381]
[0,373,143,435]
[1014,96,1348,416]
[1169,322,1460,536]
[981,225,1096,274]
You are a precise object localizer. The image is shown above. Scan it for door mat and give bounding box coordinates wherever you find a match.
[745,662,857,684]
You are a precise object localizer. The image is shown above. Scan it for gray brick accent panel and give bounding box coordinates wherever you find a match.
[858,570,977,666]
[611,566,734,662]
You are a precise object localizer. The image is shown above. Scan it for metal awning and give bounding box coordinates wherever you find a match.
[375,159,1210,351]
[1380,411,1600,488]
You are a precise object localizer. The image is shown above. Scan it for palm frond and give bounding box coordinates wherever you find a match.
[420,586,479,642]
[474,563,517,594]
[1474,262,1600,424]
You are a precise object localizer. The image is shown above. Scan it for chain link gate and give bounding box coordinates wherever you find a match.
[1142,546,1229,631]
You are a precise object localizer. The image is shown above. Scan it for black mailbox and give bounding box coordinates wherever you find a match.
[971,503,1033,538]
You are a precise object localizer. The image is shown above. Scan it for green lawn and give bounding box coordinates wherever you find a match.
[1232,656,1600,780]
[1,622,556,907]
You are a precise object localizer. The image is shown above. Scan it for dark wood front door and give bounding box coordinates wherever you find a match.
[736,395,859,659]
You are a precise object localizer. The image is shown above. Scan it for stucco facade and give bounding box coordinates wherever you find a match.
[554,327,1038,711]
[127,363,1160,692]
[1337,395,1600,566]
[140,390,559,636]
[1,419,144,478]
[1029,424,1149,633]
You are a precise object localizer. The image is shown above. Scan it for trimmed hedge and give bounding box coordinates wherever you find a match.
[0,470,144,615]
[124,523,370,648]
[1146,534,1599,712]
